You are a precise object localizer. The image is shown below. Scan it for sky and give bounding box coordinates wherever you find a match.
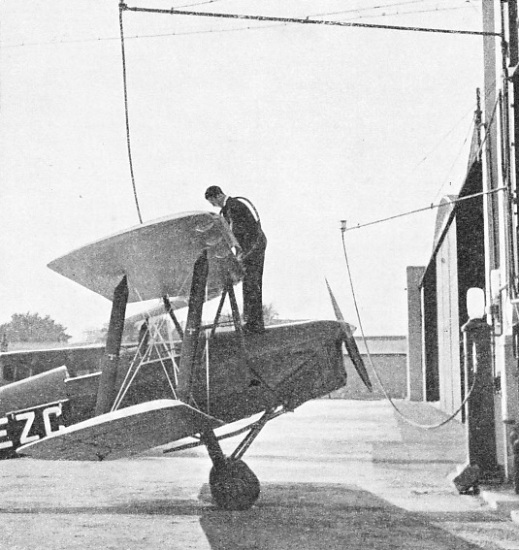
[0,0,486,340]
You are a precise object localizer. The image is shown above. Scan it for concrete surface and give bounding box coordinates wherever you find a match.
[480,487,519,516]
[1,399,519,549]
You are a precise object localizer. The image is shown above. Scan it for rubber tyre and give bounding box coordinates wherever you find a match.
[209,458,260,511]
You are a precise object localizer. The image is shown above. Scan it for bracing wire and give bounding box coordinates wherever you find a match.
[357,85,493,207]
[2,1,480,48]
[347,95,502,232]
[119,2,144,225]
[311,0,472,20]
[333,5,473,22]
[174,0,228,8]
[340,225,478,430]
[345,187,505,232]
[431,118,476,201]
[431,87,498,204]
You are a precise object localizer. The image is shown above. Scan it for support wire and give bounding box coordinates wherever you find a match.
[122,4,500,37]
[340,225,477,430]
[345,187,505,232]
[119,1,143,224]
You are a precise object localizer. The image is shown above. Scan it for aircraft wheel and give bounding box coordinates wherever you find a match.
[209,458,260,510]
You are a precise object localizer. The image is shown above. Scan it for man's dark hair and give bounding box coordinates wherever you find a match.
[205,186,224,199]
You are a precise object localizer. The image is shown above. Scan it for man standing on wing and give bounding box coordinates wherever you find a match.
[205,186,267,334]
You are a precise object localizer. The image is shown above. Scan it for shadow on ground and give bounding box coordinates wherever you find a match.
[198,483,490,550]
[2,481,505,549]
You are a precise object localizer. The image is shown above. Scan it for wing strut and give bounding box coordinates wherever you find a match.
[95,275,129,416]
[210,288,228,337]
[225,279,276,394]
[226,280,245,339]
[163,295,184,339]
[177,250,208,402]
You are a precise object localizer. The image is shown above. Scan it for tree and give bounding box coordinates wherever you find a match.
[262,303,279,326]
[0,312,71,343]
[80,326,108,344]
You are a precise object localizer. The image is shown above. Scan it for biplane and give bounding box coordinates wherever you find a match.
[0,211,372,510]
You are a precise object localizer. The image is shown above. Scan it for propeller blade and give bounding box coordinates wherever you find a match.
[325,278,344,321]
[325,279,373,391]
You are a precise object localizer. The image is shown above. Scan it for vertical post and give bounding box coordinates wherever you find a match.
[508,0,519,294]
[406,266,425,401]
[462,318,499,477]
[482,0,500,271]
[503,0,519,491]
[509,0,518,67]
[95,275,129,416]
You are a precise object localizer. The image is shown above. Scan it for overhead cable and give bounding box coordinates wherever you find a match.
[345,187,505,232]
[310,0,445,18]
[429,82,497,203]
[312,0,477,21]
[430,118,476,202]
[119,3,143,225]
[121,4,500,37]
[340,223,479,430]
[2,1,486,49]
[348,95,502,232]
[174,0,227,8]
[334,5,472,22]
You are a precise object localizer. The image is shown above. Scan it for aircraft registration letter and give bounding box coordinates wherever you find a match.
[2,401,68,454]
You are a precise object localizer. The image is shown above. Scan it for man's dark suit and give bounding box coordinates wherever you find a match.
[221,197,267,332]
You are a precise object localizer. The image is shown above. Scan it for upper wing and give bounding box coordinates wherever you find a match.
[47,211,243,303]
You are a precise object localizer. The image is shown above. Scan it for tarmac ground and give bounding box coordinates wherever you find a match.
[1,399,519,550]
